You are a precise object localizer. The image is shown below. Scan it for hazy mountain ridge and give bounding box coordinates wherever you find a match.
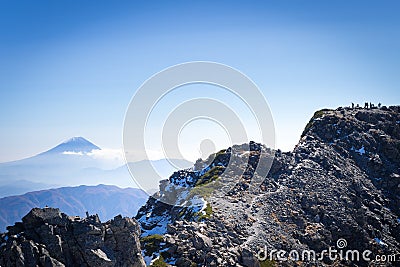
[0,184,148,232]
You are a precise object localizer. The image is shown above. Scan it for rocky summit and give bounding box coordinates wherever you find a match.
[136,105,400,266]
[1,105,400,267]
[0,208,145,267]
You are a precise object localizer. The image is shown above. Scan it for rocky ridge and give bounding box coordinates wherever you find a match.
[0,208,145,267]
[137,106,400,266]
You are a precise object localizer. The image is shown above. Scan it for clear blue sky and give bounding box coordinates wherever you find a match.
[1,0,399,162]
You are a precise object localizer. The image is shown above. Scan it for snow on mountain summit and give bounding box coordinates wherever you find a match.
[42,136,101,154]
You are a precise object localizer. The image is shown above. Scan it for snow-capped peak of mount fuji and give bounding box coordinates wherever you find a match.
[41,136,101,155]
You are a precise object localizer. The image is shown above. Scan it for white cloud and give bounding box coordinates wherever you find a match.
[145,149,165,161]
[86,148,124,167]
[63,148,126,169]
[62,151,84,156]
[63,147,170,168]
[124,148,166,162]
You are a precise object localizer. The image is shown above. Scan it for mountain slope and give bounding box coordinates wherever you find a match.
[0,184,148,232]
[136,105,400,266]
[0,137,106,196]
[0,180,57,199]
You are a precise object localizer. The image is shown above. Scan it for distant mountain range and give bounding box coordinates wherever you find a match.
[0,184,148,232]
[0,137,192,197]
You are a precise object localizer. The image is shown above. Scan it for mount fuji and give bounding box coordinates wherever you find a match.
[0,137,192,198]
[40,136,100,155]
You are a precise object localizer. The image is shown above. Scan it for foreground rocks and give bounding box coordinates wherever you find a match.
[0,208,145,267]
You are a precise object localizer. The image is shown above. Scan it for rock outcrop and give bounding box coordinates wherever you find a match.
[0,208,145,267]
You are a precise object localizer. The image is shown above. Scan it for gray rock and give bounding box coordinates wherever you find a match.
[0,208,145,267]
[240,248,260,267]
[193,232,212,249]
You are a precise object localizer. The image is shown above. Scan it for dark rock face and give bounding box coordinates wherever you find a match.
[0,208,145,267]
[137,106,400,266]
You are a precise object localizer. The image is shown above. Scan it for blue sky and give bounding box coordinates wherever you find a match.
[1,0,399,162]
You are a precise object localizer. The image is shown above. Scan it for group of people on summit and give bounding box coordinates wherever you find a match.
[351,102,382,109]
